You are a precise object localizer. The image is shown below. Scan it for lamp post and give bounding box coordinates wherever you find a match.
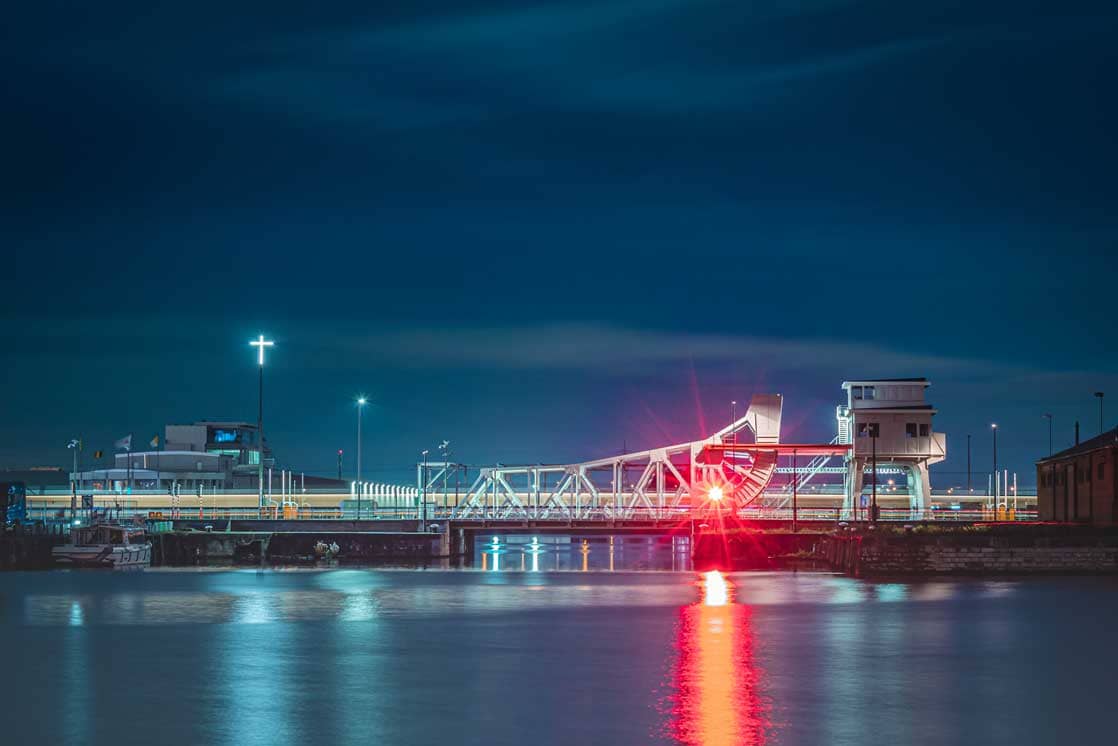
[67,439,80,533]
[870,429,878,524]
[439,440,450,514]
[420,449,429,530]
[1095,392,1105,435]
[250,335,274,511]
[356,397,366,519]
[1042,413,1053,456]
[966,434,972,492]
[792,449,798,533]
[730,400,737,476]
[991,423,998,511]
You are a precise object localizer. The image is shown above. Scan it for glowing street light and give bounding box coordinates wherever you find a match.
[991,423,998,507]
[709,485,724,503]
[249,335,275,510]
[356,396,367,519]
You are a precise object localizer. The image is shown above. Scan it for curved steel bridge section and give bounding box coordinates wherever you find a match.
[447,394,822,520]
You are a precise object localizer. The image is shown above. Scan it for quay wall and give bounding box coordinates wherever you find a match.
[693,530,823,570]
[822,525,1118,576]
[156,530,446,566]
[0,532,66,570]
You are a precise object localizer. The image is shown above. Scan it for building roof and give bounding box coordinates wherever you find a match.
[842,378,929,386]
[169,421,257,429]
[1037,427,1118,464]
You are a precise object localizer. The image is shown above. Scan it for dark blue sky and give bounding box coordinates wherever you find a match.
[3,1,1116,484]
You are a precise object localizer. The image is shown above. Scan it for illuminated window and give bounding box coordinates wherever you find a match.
[249,450,261,465]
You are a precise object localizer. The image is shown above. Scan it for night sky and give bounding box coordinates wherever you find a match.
[4,1,1117,485]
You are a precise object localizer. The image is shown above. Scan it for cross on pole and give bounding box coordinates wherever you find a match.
[250,335,274,366]
[250,335,275,511]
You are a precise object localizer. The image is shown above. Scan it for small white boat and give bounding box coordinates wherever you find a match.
[53,524,152,569]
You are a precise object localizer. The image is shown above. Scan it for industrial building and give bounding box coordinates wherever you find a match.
[71,421,274,491]
[1037,428,1117,524]
[838,379,947,517]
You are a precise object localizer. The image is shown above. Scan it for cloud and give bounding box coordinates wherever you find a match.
[211,0,963,125]
[330,322,991,376]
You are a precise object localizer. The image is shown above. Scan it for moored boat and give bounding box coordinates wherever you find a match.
[52,524,152,568]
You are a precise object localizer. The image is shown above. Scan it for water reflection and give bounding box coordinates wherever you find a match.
[666,572,768,745]
[475,534,691,572]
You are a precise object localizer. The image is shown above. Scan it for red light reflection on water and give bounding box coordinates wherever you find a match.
[664,571,767,745]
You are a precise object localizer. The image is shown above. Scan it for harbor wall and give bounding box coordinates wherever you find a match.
[822,525,1118,576]
[692,530,823,570]
[155,530,446,566]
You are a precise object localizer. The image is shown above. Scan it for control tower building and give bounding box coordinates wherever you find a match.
[837,379,947,517]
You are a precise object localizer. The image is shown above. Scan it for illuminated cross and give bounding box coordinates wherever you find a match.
[250,335,275,366]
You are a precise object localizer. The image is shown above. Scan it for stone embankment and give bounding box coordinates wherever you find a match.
[821,524,1118,576]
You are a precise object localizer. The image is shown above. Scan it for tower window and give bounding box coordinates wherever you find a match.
[905,423,917,438]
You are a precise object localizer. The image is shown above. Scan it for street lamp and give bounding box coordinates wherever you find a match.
[439,440,450,513]
[356,396,367,519]
[991,423,998,509]
[420,449,430,529]
[249,335,274,510]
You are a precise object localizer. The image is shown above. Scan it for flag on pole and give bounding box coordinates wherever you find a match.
[150,435,160,449]
[114,434,132,451]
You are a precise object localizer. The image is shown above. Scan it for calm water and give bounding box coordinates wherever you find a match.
[2,542,1116,745]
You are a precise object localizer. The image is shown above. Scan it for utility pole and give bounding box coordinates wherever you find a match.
[250,335,274,511]
[1095,392,1105,435]
[337,449,343,481]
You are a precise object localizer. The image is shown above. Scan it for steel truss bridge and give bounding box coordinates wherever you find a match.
[431,395,862,520]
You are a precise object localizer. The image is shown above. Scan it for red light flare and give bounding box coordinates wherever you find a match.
[662,571,768,745]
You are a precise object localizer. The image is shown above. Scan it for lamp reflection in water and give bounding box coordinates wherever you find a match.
[664,571,768,745]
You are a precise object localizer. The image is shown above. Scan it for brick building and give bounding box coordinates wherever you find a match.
[1037,428,1117,523]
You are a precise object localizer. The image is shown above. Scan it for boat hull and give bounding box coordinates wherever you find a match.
[52,542,152,569]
